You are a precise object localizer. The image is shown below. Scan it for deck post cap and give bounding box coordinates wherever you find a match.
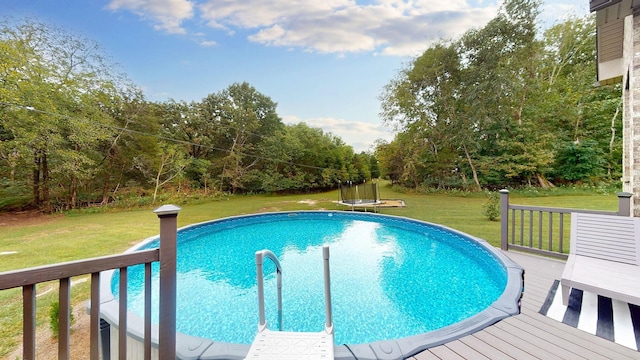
[153,204,182,216]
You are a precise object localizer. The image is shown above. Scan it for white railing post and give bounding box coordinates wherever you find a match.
[154,204,181,359]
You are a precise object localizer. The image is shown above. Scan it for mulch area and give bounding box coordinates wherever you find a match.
[377,199,406,207]
[0,210,59,227]
[336,198,406,208]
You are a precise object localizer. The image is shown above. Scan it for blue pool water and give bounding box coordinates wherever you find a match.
[113,211,507,345]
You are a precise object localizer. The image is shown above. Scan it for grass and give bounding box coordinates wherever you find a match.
[0,184,620,357]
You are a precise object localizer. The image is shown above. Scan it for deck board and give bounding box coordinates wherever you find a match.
[410,251,640,360]
[427,345,465,359]
[441,340,491,359]
[457,336,513,360]
[483,324,566,360]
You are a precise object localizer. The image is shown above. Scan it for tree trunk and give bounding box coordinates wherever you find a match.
[536,173,554,189]
[609,101,621,177]
[33,149,41,207]
[42,151,51,214]
[101,149,118,205]
[101,178,110,205]
[70,176,78,209]
[9,150,18,184]
[462,144,482,191]
[153,160,165,203]
[515,89,526,126]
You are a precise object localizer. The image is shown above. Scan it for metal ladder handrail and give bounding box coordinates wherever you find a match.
[255,249,283,331]
[322,245,333,333]
[254,245,333,334]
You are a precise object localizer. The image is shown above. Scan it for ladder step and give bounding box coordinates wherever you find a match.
[245,329,334,359]
[247,246,334,359]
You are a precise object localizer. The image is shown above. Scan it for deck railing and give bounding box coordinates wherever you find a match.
[2,193,634,358]
[500,190,633,259]
[0,204,180,360]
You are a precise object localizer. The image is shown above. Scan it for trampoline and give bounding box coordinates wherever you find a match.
[338,181,383,212]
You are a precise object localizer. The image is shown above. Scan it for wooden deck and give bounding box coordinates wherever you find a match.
[409,251,640,360]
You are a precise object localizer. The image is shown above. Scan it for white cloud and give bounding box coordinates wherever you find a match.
[197,0,498,55]
[107,0,195,34]
[200,40,216,47]
[199,0,354,29]
[106,0,583,55]
[283,115,395,152]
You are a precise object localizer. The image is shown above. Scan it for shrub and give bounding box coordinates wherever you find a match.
[483,191,501,221]
[0,181,31,211]
[553,140,606,183]
[49,301,74,338]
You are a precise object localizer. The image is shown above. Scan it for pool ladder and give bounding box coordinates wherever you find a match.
[244,245,334,359]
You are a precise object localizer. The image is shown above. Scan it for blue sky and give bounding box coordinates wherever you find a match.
[2,0,589,152]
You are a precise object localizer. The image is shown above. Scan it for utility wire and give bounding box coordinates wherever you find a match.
[0,101,333,172]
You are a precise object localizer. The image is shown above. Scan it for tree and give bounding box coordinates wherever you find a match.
[200,82,283,193]
[380,41,469,188]
[270,123,344,190]
[377,0,621,190]
[96,96,161,204]
[2,16,384,209]
[374,133,425,187]
[151,143,189,202]
[459,0,548,187]
[554,140,605,182]
[0,18,137,211]
[159,100,216,160]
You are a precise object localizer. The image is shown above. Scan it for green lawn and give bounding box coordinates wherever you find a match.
[0,185,620,357]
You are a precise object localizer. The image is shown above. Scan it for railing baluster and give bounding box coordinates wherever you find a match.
[144,262,152,360]
[528,210,533,247]
[538,211,543,249]
[119,267,128,360]
[548,213,553,252]
[23,284,36,360]
[519,209,524,245]
[559,213,565,253]
[510,209,516,245]
[90,272,100,360]
[59,277,71,360]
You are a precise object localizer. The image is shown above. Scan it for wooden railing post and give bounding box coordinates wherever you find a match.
[617,192,633,217]
[23,284,36,360]
[500,189,510,251]
[154,204,181,360]
[59,277,71,360]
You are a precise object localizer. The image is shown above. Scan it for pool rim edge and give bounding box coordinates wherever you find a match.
[98,210,525,360]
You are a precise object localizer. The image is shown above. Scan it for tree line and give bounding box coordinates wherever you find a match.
[0,0,623,212]
[377,0,622,190]
[0,19,378,213]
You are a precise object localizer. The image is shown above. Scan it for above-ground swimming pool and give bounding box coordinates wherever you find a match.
[100,211,524,360]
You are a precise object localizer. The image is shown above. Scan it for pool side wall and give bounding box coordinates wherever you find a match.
[98,211,524,360]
